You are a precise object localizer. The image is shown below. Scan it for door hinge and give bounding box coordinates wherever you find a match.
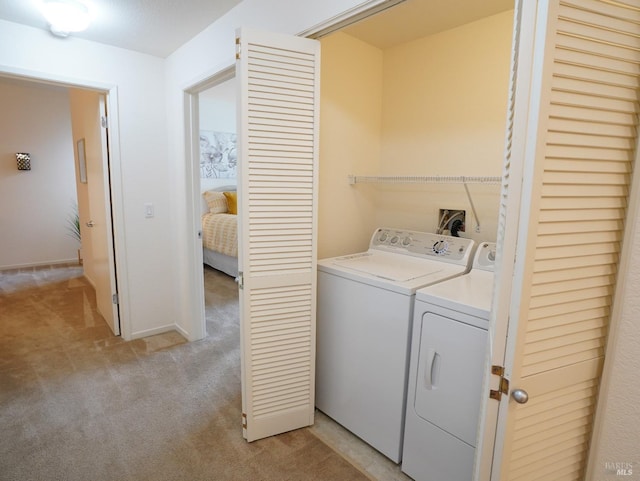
[489,365,509,401]
[101,116,108,128]
[242,412,247,429]
[235,271,244,289]
[112,293,119,305]
[235,37,241,60]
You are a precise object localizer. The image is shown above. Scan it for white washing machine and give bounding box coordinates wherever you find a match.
[316,228,475,463]
[401,242,496,481]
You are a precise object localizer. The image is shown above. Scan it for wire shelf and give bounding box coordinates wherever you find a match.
[348,175,502,185]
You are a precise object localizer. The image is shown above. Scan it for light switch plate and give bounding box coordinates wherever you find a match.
[144,203,154,218]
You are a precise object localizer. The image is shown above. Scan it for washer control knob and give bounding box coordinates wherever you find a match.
[378,231,388,242]
[433,240,448,255]
[402,236,412,247]
[489,250,496,262]
[390,235,399,244]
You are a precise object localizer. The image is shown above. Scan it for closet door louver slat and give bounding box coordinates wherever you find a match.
[501,1,640,479]
[237,29,320,442]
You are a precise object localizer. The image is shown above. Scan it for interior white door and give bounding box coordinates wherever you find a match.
[478,1,640,479]
[236,28,320,442]
[87,94,120,336]
[475,0,531,478]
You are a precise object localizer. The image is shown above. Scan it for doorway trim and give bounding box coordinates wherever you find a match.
[183,65,236,341]
[0,65,131,340]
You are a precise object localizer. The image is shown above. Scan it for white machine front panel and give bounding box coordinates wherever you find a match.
[413,310,488,446]
[316,271,413,463]
[402,419,475,481]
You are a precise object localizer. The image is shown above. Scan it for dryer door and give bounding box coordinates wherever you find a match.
[414,311,488,446]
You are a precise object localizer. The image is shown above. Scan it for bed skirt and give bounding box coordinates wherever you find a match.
[203,248,238,278]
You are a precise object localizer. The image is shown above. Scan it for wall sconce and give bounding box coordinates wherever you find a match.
[16,153,31,171]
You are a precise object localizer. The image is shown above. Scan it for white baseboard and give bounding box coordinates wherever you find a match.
[129,324,182,340]
[0,258,79,271]
[175,324,191,340]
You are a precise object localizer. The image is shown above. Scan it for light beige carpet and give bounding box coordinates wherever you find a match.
[0,264,372,481]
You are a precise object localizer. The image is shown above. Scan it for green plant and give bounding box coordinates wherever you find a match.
[66,201,81,243]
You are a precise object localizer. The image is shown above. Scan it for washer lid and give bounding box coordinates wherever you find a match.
[331,252,445,282]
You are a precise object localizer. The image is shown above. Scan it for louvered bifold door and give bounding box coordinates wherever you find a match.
[497,1,640,480]
[236,28,320,442]
[476,1,531,479]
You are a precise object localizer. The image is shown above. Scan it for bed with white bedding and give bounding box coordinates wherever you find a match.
[201,187,238,277]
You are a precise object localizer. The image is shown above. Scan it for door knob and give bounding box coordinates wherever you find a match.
[86,220,95,227]
[511,389,529,404]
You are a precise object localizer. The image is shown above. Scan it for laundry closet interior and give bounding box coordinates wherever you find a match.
[313,0,514,477]
[317,1,514,259]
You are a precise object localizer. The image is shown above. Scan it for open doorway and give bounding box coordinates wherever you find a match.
[182,66,237,343]
[198,78,239,278]
[0,72,124,339]
[69,88,121,336]
[197,77,241,346]
[0,77,80,271]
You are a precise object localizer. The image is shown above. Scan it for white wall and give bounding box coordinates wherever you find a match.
[376,10,513,242]
[317,10,513,259]
[0,20,173,339]
[0,79,78,269]
[199,78,237,194]
[587,179,640,478]
[318,32,383,259]
[200,79,236,132]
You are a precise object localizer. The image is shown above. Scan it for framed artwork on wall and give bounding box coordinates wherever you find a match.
[77,138,87,184]
[199,131,237,179]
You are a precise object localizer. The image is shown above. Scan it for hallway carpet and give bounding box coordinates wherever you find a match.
[0,264,371,481]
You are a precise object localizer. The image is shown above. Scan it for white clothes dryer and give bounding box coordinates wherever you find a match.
[401,242,497,481]
[316,228,475,463]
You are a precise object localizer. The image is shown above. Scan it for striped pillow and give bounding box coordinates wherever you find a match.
[203,190,228,214]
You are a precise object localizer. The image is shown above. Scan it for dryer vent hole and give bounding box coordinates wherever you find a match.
[437,209,466,236]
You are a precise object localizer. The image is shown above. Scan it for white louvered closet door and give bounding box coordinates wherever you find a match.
[492,1,640,480]
[235,28,320,442]
[476,0,531,478]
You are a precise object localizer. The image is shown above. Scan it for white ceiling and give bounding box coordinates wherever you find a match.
[0,0,242,58]
[0,0,514,59]
[342,0,514,49]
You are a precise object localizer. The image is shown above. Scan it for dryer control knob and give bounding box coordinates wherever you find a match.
[390,236,399,244]
[402,236,412,247]
[378,232,388,242]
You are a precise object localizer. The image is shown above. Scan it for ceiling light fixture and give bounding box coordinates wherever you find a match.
[40,0,91,38]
